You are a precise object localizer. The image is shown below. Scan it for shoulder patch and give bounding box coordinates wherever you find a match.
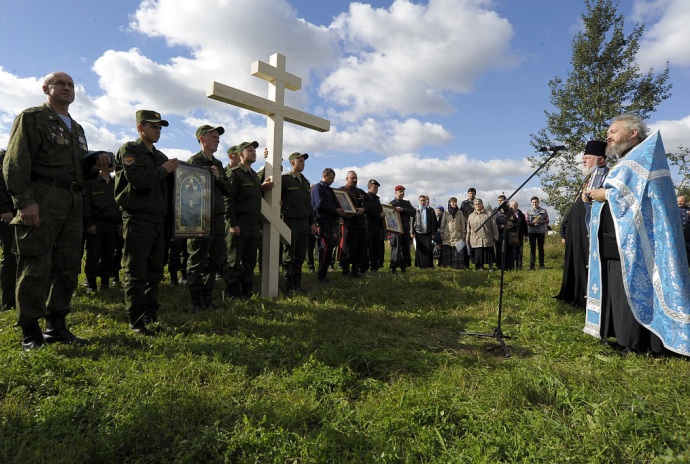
[123,154,136,167]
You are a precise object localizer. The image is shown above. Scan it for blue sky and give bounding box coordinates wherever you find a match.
[1,0,689,219]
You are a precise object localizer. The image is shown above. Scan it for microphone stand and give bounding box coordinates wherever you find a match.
[458,147,565,358]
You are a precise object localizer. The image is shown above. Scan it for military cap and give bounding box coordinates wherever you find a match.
[226,145,238,156]
[236,141,259,153]
[395,185,405,191]
[585,140,607,158]
[368,179,380,187]
[288,152,309,161]
[195,124,225,140]
[136,110,169,127]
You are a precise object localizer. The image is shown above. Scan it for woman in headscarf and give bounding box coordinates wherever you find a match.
[433,206,444,265]
[439,197,466,268]
[466,199,499,270]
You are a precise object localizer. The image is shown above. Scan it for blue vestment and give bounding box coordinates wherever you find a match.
[584,131,690,356]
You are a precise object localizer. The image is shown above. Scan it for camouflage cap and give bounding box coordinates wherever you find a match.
[226,145,238,156]
[136,110,169,127]
[288,152,309,161]
[195,124,225,141]
[236,141,259,152]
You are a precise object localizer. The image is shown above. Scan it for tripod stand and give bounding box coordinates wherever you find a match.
[458,146,565,358]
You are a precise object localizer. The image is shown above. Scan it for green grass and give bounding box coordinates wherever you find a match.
[1,236,690,463]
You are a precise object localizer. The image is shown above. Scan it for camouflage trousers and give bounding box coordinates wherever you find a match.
[13,186,82,326]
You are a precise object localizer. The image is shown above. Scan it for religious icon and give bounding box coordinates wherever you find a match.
[333,189,357,214]
[382,204,404,234]
[173,163,213,238]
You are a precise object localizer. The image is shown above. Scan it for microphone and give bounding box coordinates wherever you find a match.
[538,145,567,152]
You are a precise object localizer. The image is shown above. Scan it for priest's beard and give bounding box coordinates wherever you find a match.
[606,138,637,158]
[582,165,596,177]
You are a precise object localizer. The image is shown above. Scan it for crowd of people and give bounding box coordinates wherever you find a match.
[2,71,689,358]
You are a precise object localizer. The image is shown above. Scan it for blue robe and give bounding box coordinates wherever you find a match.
[584,131,690,356]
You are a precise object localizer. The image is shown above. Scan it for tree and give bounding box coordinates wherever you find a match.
[668,145,690,198]
[528,0,672,217]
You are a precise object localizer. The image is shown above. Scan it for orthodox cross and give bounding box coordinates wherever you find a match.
[207,52,330,298]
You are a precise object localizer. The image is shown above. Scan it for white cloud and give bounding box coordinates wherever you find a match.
[634,0,690,69]
[649,115,690,151]
[321,0,517,118]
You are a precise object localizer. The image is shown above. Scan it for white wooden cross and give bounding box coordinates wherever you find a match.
[207,52,330,298]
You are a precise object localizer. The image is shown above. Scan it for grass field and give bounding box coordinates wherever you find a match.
[1,236,689,463]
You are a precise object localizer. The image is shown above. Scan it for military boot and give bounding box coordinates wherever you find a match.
[241,282,253,299]
[201,289,214,309]
[294,274,305,293]
[143,303,159,324]
[44,313,85,345]
[21,321,44,351]
[224,283,242,301]
[128,306,153,336]
[284,275,294,295]
[190,291,204,312]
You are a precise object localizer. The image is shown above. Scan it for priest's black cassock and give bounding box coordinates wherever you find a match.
[555,195,589,309]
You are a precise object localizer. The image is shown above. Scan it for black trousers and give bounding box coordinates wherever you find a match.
[528,233,545,269]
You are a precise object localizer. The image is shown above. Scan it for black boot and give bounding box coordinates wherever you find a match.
[294,274,305,293]
[143,303,159,324]
[202,289,214,308]
[43,313,85,345]
[241,282,253,299]
[86,275,97,293]
[223,283,242,301]
[21,321,44,351]
[128,306,153,336]
[101,277,110,290]
[284,275,294,295]
[190,291,204,312]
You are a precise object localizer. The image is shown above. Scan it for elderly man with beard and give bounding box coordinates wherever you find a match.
[584,114,690,356]
[555,140,607,309]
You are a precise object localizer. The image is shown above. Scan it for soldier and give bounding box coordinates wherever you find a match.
[3,71,110,350]
[186,125,231,310]
[224,141,274,298]
[226,145,240,171]
[364,179,385,272]
[281,152,316,293]
[114,110,179,335]
[0,148,17,311]
[83,152,121,292]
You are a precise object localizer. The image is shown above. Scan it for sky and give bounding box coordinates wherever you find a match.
[1,0,689,220]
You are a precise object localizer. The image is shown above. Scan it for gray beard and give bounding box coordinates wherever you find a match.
[605,139,637,158]
[582,165,595,177]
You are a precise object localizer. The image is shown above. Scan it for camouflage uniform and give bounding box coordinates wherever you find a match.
[0,149,17,310]
[281,159,314,292]
[83,171,121,290]
[3,103,90,328]
[186,150,231,306]
[114,138,171,326]
[224,163,262,298]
